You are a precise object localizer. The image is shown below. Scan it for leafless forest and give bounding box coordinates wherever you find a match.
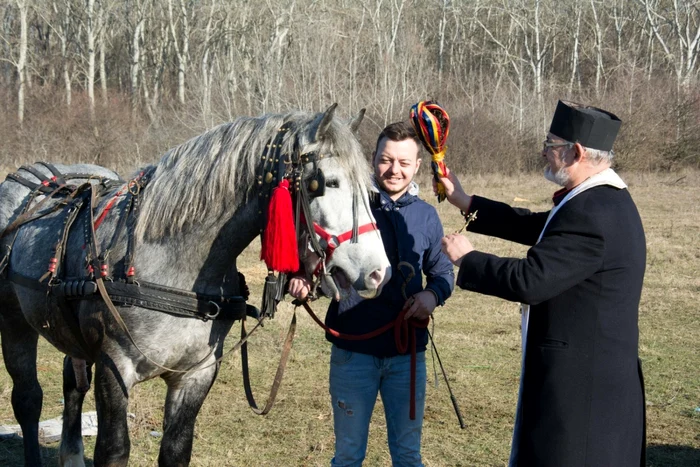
[1,0,699,175]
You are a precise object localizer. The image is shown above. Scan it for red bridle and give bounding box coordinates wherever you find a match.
[311,221,379,274]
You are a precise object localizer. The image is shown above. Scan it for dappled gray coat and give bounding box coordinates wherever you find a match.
[456,185,646,467]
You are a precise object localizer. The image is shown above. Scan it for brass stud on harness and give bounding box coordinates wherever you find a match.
[128,179,141,196]
[265,172,273,183]
[309,180,319,192]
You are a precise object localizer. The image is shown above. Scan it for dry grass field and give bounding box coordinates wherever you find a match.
[1,171,698,466]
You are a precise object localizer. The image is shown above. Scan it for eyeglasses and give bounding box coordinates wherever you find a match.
[542,140,573,151]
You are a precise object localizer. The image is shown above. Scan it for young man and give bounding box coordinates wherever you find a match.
[289,121,454,466]
[439,100,646,467]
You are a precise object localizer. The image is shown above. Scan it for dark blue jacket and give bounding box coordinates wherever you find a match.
[325,183,454,357]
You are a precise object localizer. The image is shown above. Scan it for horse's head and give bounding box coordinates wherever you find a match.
[267,104,391,301]
[135,104,390,301]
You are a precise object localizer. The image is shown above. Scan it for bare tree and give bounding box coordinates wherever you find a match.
[129,0,145,120]
[475,4,531,133]
[17,0,28,125]
[144,2,170,121]
[588,0,606,97]
[639,0,700,92]
[86,0,96,125]
[364,0,408,122]
[168,0,190,105]
[568,0,583,95]
[97,0,107,106]
[504,0,556,131]
[44,0,75,107]
[199,0,217,126]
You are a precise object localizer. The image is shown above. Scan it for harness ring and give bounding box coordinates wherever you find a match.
[205,301,221,320]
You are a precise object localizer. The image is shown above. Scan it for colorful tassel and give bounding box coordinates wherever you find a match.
[409,101,451,202]
[261,179,299,273]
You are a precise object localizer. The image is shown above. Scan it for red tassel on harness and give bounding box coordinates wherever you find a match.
[261,179,299,273]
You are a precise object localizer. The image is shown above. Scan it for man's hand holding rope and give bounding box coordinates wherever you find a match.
[288,275,312,301]
[402,290,437,321]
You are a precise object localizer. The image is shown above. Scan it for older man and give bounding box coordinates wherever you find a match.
[440,100,646,467]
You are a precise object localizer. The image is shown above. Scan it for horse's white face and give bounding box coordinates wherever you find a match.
[303,158,390,300]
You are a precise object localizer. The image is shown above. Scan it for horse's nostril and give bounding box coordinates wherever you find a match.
[368,269,383,286]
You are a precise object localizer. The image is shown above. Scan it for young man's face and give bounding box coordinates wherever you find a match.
[374,137,421,200]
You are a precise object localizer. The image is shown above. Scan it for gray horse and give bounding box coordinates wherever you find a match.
[0,105,391,466]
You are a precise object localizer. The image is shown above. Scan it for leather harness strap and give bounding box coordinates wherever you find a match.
[35,161,67,184]
[241,312,297,415]
[84,185,225,374]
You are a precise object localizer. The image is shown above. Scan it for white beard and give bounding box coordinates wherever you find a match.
[544,165,571,187]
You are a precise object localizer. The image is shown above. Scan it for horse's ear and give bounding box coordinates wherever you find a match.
[349,108,366,133]
[314,103,338,142]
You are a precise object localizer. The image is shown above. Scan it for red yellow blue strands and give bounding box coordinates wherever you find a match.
[409,101,451,202]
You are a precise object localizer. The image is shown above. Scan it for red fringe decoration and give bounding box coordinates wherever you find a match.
[261,179,299,273]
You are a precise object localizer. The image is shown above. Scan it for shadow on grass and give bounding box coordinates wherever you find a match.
[0,437,94,466]
[648,444,700,467]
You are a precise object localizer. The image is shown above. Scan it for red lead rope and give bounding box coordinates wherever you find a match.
[299,301,429,419]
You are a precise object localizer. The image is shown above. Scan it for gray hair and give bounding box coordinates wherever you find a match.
[584,147,614,165]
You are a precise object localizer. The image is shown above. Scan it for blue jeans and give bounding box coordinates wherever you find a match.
[329,345,426,467]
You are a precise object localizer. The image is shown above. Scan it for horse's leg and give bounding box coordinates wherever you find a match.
[59,356,93,467]
[158,364,219,467]
[93,352,131,467]
[0,292,43,466]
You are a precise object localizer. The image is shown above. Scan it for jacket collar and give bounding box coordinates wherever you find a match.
[371,177,419,207]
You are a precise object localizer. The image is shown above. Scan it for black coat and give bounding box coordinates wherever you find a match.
[457,185,646,467]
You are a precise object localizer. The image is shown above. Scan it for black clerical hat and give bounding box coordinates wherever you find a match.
[549,100,622,151]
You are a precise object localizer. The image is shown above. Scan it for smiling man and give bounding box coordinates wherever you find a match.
[438,101,647,467]
[289,121,454,467]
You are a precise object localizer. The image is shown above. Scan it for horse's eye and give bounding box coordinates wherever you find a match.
[326,179,340,188]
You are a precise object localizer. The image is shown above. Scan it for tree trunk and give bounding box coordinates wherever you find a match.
[98,0,107,106]
[201,0,215,126]
[568,2,582,95]
[131,18,145,121]
[17,0,28,126]
[168,0,189,105]
[87,0,96,125]
[590,0,604,98]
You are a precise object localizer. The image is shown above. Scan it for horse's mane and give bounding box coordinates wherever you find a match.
[136,110,370,242]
